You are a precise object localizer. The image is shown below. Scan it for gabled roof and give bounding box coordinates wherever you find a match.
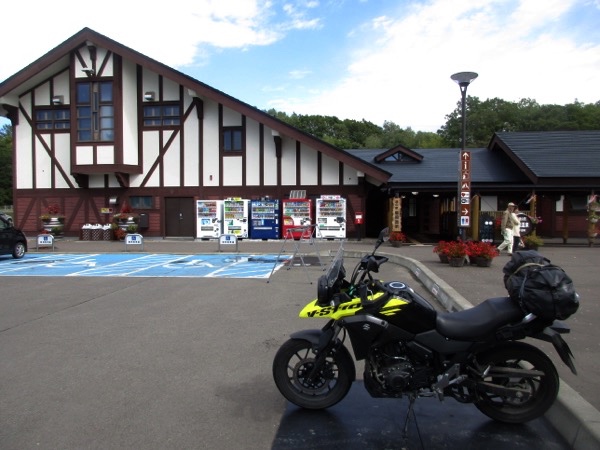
[0,27,390,184]
[347,147,528,190]
[348,130,600,191]
[373,144,423,163]
[488,131,600,185]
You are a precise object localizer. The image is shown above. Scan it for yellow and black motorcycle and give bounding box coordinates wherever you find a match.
[272,228,577,424]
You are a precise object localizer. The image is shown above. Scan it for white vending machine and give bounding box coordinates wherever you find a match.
[196,200,223,239]
[316,195,346,239]
[223,198,249,238]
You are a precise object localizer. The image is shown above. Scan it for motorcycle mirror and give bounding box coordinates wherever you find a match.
[379,227,390,243]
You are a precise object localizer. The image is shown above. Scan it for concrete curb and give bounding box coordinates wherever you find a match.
[345,249,600,449]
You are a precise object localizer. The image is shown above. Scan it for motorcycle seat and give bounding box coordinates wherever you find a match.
[436,297,524,340]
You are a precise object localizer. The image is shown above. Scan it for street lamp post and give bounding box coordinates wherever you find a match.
[451,71,478,240]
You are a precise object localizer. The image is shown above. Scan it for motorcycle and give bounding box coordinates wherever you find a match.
[272,228,577,424]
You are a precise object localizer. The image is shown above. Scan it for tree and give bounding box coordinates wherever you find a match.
[0,124,12,207]
[266,110,443,149]
[438,98,600,147]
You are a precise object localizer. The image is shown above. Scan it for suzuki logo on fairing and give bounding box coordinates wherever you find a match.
[362,324,370,331]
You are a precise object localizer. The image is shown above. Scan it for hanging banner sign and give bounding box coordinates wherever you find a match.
[459,151,471,227]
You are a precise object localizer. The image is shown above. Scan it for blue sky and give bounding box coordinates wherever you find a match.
[2,0,599,132]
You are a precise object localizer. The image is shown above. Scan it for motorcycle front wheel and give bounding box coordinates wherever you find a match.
[272,338,355,410]
[474,342,559,423]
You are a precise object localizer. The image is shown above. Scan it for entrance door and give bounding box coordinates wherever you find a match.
[165,197,195,237]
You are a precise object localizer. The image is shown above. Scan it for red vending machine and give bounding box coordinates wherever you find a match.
[282,191,312,239]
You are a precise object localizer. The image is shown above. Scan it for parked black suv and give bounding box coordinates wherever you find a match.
[0,212,27,259]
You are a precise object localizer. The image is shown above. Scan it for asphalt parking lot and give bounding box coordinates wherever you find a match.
[0,238,596,448]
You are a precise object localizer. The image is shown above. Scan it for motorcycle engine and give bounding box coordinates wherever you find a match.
[364,341,433,398]
[382,359,414,390]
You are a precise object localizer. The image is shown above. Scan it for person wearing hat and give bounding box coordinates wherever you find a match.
[497,202,520,255]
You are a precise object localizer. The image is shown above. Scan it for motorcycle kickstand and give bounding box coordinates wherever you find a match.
[402,393,417,438]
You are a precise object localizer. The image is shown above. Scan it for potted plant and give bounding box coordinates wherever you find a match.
[433,241,450,263]
[113,204,139,228]
[522,234,544,250]
[445,240,468,267]
[40,204,64,234]
[466,241,499,267]
[114,227,127,241]
[389,231,406,247]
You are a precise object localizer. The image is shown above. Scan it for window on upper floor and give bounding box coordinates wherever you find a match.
[76,81,114,142]
[222,126,243,153]
[35,108,71,131]
[142,103,181,127]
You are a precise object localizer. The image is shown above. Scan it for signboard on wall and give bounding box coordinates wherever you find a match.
[391,197,402,232]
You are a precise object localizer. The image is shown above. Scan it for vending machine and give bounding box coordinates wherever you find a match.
[223,198,249,238]
[196,200,223,239]
[316,195,346,239]
[250,199,280,240]
[282,197,313,239]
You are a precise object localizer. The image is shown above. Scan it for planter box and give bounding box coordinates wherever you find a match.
[91,229,102,241]
[81,229,91,240]
[103,229,113,241]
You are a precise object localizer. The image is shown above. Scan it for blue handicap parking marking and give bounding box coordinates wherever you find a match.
[0,253,290,279]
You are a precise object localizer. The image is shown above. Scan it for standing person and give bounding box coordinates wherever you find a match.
[512,206,522,252]
[497,202,519,255]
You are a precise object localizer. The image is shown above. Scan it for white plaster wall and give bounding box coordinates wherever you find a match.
[133,132,160,187]
[34,82,50,105]
[97,146,115,164]
[223,107,241,126]
[76,146,94,165]
[263,128,278,185]
[300,144,318,185]
[122,59,138,165]
[163,130,181,186]
[321,154,339,185]
[142,68,159,98]
[54,133,72,188]
[35,134,52,188]
[223,157,243,185]
[203,100,220,186]
[54,71,70,103]
[163,78,179,101]
[245,118,260,185]
[98,48,113,76]
[343,165,359,185]
[281,137,296,185]
[183,95,200,186]
[16,108,33,189]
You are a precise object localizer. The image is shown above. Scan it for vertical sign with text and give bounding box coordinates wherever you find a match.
[459,151,471,227]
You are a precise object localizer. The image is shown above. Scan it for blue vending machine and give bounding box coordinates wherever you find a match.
[250,199,280,239]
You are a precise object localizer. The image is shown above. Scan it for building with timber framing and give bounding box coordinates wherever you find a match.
[1,28,599,241]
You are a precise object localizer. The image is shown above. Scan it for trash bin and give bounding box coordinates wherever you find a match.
[479,214,494,243]
[138,213,149,228]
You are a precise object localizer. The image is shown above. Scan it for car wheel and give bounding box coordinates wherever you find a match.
[12,242,26,259]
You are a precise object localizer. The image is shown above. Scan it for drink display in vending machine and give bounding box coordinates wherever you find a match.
[196,200,223,239]
[250,199,280,239]
[223,198,249,238]
[316,195,346,239]
[282,197,313,239]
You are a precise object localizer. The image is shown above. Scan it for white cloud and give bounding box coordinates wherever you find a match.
[0,0,317,79]
[270,0,600,131]
[2,0,598,133]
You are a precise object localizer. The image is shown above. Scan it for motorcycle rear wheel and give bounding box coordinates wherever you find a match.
[474,342,559,423]
[272,338,354,410]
